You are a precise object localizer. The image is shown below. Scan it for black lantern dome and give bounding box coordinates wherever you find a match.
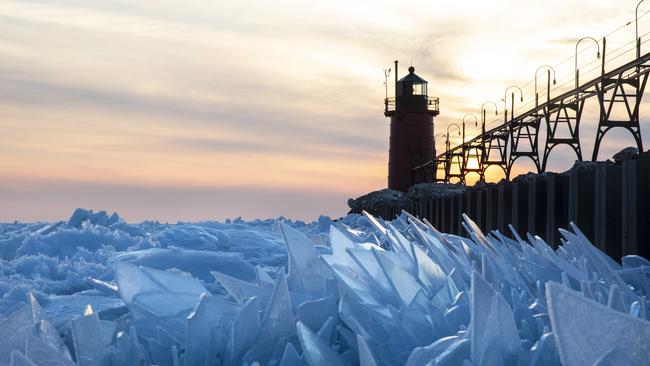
[384,61,438,117]
[397,66,428,97]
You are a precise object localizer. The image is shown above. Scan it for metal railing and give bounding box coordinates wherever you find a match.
[384,96,440,115]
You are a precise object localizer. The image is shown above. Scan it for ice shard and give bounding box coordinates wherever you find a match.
[9,351,37,366]
[25,334,75,366]
[245,271,297,364]
[114,261,207,318]
[280,223,331,297]
[469,270,520,364]
[357,335,378,366]
[297,321,349,366]
[0,293,71,364]
[546,281,650,366]
[279,342,301,366]
[114,248,257,283]
[297,295,338,333]
[71,305,111,366]
[184,293,239,365]
[229,297,261,363]
[211,270,273,305]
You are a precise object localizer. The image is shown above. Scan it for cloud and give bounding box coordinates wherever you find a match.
[0,72,386,151]
[0,0,649,221]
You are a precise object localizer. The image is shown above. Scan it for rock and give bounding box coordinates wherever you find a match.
[558,160,599,176]
[405,183,466,201]
[347,189,406,214]
[511,172,539,182]
[348,184,469,216]
[640,149,650,159]
[612,147,638,163]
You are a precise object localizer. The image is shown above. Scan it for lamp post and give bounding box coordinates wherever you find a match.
[431,133,445,181]
[575,37,600,90]
[446,123,461,152]
[434,133,446,147]
[534,65,557,107]
[462,114,478,145]
[637,0,646,60]
[434,132,446,155]
[503,86,524,123]
[480,101,499,136]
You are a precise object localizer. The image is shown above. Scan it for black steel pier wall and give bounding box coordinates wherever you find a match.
[367,155,650,260]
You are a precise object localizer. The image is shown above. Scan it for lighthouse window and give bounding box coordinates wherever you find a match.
[412,83,426,96]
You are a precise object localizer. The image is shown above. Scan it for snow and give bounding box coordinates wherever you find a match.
[0,208,649,365]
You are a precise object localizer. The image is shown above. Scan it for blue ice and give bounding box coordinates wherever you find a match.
[0,208,648,365]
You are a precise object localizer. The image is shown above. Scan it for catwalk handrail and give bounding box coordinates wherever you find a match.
[384,96,440,115]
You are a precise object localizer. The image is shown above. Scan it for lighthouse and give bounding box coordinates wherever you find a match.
[385,61,439,192]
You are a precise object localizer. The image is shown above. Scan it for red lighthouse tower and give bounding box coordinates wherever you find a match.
[385,61,440,192]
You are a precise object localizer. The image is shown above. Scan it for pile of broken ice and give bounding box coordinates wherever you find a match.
[1,209,650,365]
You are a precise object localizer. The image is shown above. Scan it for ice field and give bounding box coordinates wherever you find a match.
[0,208,649,365]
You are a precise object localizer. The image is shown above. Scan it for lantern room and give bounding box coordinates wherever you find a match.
[385,63,439,117]
[397,66,428,97]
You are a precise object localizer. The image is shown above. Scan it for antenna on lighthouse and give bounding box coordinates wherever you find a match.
[383,68,391,99]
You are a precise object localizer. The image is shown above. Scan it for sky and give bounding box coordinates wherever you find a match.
[0,0,648,222]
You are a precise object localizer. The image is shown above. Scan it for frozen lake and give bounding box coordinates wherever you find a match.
[0,208,649,365]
